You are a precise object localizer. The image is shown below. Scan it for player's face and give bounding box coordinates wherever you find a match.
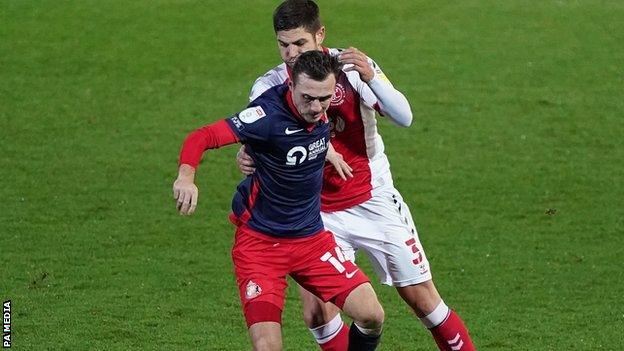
[290,73,336,124]
[276,26,325,68]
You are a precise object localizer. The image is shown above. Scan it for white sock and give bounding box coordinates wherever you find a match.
[419,300,450,329]
[353,322,382,337]
[309,314,344,344]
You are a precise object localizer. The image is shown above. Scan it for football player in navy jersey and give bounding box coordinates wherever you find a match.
[173,51,384,351]
[236,1,477,350]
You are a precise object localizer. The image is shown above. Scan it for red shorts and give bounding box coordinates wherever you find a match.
[231,225,369,327]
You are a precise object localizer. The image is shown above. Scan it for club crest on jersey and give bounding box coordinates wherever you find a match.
[330,83,345,106]
[238,106,266,124]
[245,280,262,299]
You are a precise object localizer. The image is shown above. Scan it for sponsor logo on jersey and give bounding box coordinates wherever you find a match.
[238,106,266,124]
[286,146,307,166]
[307,137,327,161]
[345,269,359,279]
[284,127,304,135]
[330,83,345,106]
[285,137,328,165]
[245,280,262,299]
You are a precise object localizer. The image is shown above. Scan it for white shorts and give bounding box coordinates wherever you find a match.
[321,187,432,287]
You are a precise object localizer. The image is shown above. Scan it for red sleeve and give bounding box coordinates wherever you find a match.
[178,119,240,168]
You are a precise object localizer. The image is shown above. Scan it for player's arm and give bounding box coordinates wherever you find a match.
[173,164,198,216]
[235,75,280,175]
[326,142,352,180]
[234,82,267,176]
[235,78,283,175]
[236,145,256,176]
[174,120,240,215]
[249,80,272,102]
[234,88,266,176]
[339,47,413,127]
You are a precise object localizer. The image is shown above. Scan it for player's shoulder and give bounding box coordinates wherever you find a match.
[248,85,289,119]
[327,47,342,57]
[260,63,289,83]
[327,47,377,64]
[253,83,286,104]
[326,47,379,84]
[252,63,288,88]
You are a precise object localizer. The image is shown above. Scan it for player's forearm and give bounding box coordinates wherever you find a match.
[177,163,196,182]
[178,119,240,168]
[174,163,199,216]
[367,76,413,127]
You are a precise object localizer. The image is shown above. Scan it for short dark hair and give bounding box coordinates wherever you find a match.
[273,0,322,34]
[291,51,342,85]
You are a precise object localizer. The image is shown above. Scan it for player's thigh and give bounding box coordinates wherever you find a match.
[341,283,384,327]
[321,211,356,262]
[232,228,290,324]
[248,322,282,351]
[348,189,433,287]
[298,285,341,327]
[290,231,369,308]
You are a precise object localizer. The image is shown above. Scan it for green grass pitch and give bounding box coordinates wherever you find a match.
[1,0,623,349]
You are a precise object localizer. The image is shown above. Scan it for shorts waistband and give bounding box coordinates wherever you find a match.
[237,224,328,244]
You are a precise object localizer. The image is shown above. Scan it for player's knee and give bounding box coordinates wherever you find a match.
[249,320,282,350]
[358,303,385,329]
[371,303,385,328]
[252,335,282,351]
[397,281,441,316]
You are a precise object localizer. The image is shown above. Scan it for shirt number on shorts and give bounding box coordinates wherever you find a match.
[405,238,423,265]
[320,247,350,273]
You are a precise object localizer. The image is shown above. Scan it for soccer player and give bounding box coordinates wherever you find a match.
[173,51,384,351]
[236,1,477,350]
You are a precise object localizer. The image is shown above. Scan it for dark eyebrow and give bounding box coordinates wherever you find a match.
[303,94,333,102]
[292,39,307,46]
[278,38,308,47]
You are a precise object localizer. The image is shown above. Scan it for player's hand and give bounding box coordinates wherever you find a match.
[237,145,256,175]
[339,47,374,82]
[173,164,198,215]
[326,143,353,180]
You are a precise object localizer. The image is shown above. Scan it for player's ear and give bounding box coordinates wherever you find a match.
[288,79,294,90]
[315,26,325,45]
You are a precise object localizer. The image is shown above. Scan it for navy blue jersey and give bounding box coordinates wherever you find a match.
[225,84,330,238]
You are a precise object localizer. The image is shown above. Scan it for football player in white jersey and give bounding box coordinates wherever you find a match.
[238,1,476,350]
